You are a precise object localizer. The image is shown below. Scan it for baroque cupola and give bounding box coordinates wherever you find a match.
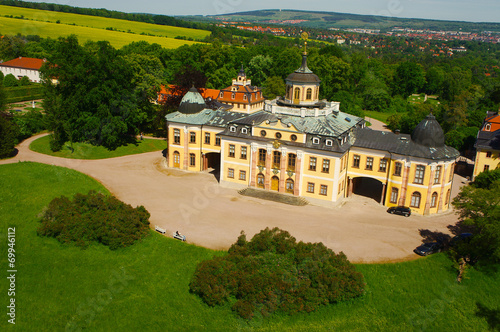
[411,114,445,148]
[178,87,207,114]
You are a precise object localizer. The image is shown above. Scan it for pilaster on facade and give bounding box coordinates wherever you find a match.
[183,127,189,170]
[424,167,436,215]
[250,145,258,187]
[437,163,449,212]
[265,149,272,190]
[399,164,411,206]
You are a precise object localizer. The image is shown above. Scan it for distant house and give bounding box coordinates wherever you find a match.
[0,57,46,83]
[472,111,500,179]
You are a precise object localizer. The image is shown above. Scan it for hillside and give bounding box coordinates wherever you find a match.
[0,5,209,48]
[201,9,500,32]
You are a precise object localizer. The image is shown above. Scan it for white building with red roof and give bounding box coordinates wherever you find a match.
[0,57,45,83]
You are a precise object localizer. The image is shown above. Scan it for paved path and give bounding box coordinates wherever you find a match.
[0,134,463,263]
[365,117,391,132]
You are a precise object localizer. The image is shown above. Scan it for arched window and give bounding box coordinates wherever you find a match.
[410,192,421,208]
[431,192,438,208]
[257,173,265,188]
[286,179,294,194]
[294,87,300,101]
[286,85,291,99]
[306,88,312,100]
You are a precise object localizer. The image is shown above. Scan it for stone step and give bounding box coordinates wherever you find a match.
[238,187,309,206]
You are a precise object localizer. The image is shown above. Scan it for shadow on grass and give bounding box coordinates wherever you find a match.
[476,302,500,331]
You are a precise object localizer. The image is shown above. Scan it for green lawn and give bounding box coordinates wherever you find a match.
[29,135,168,159]
[364,110,393,124]
[0,6,206,49]
[0,162,498,331]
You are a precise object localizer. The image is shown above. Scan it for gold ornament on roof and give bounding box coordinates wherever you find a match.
[301,32,309,55]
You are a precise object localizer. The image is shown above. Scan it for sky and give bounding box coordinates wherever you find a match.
[23,0,500,23]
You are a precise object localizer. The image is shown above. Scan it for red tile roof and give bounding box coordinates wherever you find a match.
[0,57,45,70]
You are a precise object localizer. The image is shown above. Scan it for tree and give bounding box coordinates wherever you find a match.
[392,62,425,97]
[19,76,31,86]
[3,74,18,87]
[451,179,500,266]
[262,76,285,99]
[0,83,19,158]
[41,36,146,150]
[247,55,273,87]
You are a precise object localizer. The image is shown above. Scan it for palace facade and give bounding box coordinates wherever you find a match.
[165,51,459,215]
[472,111,500,179]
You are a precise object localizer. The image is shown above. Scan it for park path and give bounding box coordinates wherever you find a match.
[0,133,462,263]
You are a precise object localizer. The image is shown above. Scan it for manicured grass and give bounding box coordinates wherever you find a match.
[364,110,393,124]
[29,135,168,159]
[0,163,498,331]
[0,12,204,49]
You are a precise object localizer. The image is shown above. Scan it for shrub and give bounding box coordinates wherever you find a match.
[38,191,150,250]
[3,74,19,87]
[189,228,365,319]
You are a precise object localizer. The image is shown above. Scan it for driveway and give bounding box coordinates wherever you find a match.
[1,134,462,263]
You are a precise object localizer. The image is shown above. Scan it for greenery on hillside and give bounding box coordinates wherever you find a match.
[205,9,500,32]
[190,228,364,319]
[0,0,204,30]
[0,162,499,331]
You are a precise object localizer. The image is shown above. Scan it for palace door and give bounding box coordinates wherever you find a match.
[173,151,180,168]
[271,176,279,191]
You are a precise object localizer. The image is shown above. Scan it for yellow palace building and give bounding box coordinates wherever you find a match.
[166,51,459,215]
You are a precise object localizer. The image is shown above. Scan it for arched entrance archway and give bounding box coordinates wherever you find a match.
[203,152,220,172]
[257,173,265,189]
[350,177,384,203]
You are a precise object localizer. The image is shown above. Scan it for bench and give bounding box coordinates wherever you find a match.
[155,225,166,234]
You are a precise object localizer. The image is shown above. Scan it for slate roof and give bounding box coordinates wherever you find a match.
[286,53,320,84]
[166,108,245,128]
[178,87,207,114]
[475,128,500,151]
[229,110,363,138]
[352,127,459,161]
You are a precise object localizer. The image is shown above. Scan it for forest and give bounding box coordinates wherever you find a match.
[1,28,499,153]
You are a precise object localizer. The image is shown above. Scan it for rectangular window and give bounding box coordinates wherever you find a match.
[414,165,425,184]
[288,154,296,171]
[484,165,490,172]
[434,166,442,184]
[394,162,402,176]
[320,185,328,196]
[307,182,315,193]
[174,129,180,144]
[241,146,247,159]
[229,144,235,158]
[215,136,221,146]
[486,151,492,158]
[322,159,330,173]
[309,157,317,171]
[228,168,234,178]
[366,157,373,171]
[390,188,398,204]
[205,132,211,145]
[353,155,360,168]
[239,170,246,181]
[189,153,195,167]
[273,151,281,168]
[190,132,196,143]
[258,149,266,166]
[379,159,387,172]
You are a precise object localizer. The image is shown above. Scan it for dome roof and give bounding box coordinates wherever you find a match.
[411,114,445,148]
[286,53,321,84]
[178,87,206,114]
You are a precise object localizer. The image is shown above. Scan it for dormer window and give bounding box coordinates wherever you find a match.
[313,137,320,145]
[231,92,235,99]
[326,139,333,146]
[485,123,491,131]
[243,95,247,101]
[230,126,237,133]
[219,92,224,98]
[241,128,248,134]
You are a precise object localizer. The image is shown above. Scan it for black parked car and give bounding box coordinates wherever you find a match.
[414,242,443,256]
[387,206,411,217]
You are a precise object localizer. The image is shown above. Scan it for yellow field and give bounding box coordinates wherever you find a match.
[0,5,209,48]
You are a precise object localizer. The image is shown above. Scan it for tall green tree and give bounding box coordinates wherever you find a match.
[41,36,146,150]
[392,62,425,97]
[262,76,285,99]
[3,74,18,87]
[0,83,19,158]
